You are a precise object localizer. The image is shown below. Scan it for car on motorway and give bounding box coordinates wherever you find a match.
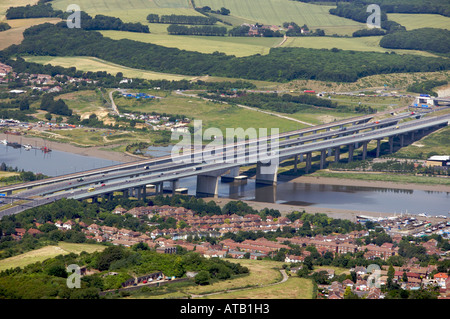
[88,187,95,192]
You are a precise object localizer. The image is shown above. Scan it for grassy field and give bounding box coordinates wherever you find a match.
[388,13,450,31]
[284,35,439,57]
[279,70,450,94]
[195,0,364,31]
[0,242,106,271]
[24,56,193,81]
[203,275,313,299]
[114,90,306,133]
[101,30,281,57]
[312,170,450,186]
[0,0,38,20]
[394,125,450,160]
[51,0,195,24]
[0,17,61,50]
[135,258,314,299]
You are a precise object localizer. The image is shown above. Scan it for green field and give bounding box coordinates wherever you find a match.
[51,0,196,24]
[24,56,193,81]
[101,30,281,56]
[284,35,439,57]
[388,13,450,31]
[0,0,38,20]
[0,242,106,271]
[195,0,364,30]
[113,91,305,133]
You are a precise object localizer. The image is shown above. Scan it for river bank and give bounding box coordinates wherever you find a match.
[0,133,139,163]
[208,196,397,221]
[278,174,450,193]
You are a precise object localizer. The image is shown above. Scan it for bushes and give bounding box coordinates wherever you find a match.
[6,23,450,83]
[380,28,450,54]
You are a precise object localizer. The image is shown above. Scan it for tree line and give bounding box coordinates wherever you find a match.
[201,91,376,114]
[4,23,450,83]
[294,0,450,17]
[329,3,406,34]
[407,79,448,96]
[167,24,227,36]
[6,2,149,33]
[379,28,450,54]
[147,13,217,25]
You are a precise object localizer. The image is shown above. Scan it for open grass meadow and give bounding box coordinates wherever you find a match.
[388,13,450,31]
[101,30,281,57]
[194,0,364,31]
[0,17,61,50]
[113,90,306,134]
[284,35,439,57]
[394,125,450,160]
[0,0,38,20]
[24,56,193,81]
[0,242,106,271]
[134,258,314,299]
[51,0,196,24]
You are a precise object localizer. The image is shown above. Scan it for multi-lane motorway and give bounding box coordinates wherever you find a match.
[0,109,448,217]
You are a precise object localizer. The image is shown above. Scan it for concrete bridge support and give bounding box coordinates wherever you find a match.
[294,154,298,173]
[362,141,368,161]
[255,161,279,185]
[171,180,179,194]
[320,149,327,170]
[196,175,219,197]
[348,144,354,163]
[305,152,312,173]
[334,146,340,163]
[376,139,381,158]
[389,136,394,154]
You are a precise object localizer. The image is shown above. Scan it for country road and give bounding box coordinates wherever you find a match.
[108,89,120,115]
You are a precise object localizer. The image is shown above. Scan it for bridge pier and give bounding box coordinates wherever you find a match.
[305,152,312,173]
[171,180,179,195]
[255,161,278,185]
[320,149,327,170]
[376,139,381,158]
[294,155,298,173]
[362,141,368,161]
[334,147,340,163]
[196,175,219,197]
[389,136,394,154]
[348,144,354,163]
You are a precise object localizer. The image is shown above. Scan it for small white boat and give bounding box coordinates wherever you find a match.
[23,144,32,150]
[0,139,7,145]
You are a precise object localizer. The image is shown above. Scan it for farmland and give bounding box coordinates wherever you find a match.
[0,242,106,272]
[51,0,195,24]
[101,30,281,57]
[24,56,193,81]
[388,13,450,31]
[194,0,364,30]
[283,35,439,57]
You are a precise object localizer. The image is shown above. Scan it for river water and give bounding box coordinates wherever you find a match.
[1,143,449,216]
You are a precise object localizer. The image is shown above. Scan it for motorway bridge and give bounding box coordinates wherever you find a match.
[0,110,449,217]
